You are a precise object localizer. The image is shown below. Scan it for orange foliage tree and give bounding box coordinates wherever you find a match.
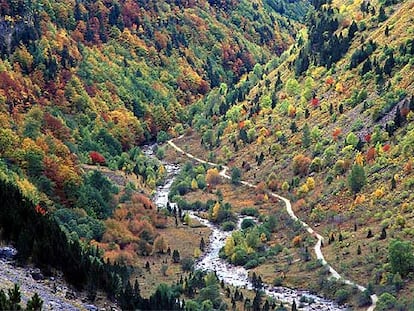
[292,154,311,176]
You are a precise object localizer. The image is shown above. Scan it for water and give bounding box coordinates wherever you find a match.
[143,144,347,310]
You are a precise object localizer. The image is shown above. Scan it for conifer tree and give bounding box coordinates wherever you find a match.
[302,123,311,148]
[348,164,366,193]
[172,249,180,263]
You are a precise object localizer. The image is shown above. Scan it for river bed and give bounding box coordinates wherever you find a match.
[144,144,347,310]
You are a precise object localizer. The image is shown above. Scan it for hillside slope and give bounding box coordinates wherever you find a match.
[0,0,308,240]
[179,0,414,308]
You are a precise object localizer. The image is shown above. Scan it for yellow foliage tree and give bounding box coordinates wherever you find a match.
[224,236,235,257]
[355,152,364,166]
[281,181,290,191]
[306,177,315,190]
[191,178,198,190]
[211,202,221,221]
[206,168,221,186]
[153,235,167,254]
[373,188,384,199]
[194,248,201,258]
[298,183,309,195]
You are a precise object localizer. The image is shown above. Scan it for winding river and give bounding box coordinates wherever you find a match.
[143,144,348,310]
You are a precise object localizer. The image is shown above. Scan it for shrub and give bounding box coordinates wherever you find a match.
[181,257,194,272]
[231,249,248,265]
[156,130,169,143]
[273,277,283,286]
[244,259,259,269]
[221,221,236,231]
[241,218,255,230]
[376,292,397,310]
[240,208,259,217]
[334,289,350,304]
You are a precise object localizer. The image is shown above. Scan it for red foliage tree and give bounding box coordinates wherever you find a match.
[89,151,106,165]
[43,113,71,141]
[310,97,320,108]
[365,147,376,163]
[332,128,342,141]
[35,204,47,216]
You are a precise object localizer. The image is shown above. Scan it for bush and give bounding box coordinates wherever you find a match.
[241,218,255,230]
[231,248,248,266]
[221,221,236,231]
[244,259,259,269]
[356,290,372,307]
[181,257,194,272]
[334,289,350,304]
[376,292,397,310]
[156,131,169,143]
[273,277,283,286]
[240,208,259,217]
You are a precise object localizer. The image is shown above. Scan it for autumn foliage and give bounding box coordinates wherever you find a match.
[89,151,106,165]
[292,154,311,176]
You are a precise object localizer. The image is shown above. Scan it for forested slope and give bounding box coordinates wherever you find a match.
[0,0,308,239]
[181,0,414,308]
[0,0,311,305]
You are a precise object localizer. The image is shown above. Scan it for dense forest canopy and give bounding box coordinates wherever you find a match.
[1,0,414,309]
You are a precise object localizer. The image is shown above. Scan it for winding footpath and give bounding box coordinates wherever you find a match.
[167,137,378,311]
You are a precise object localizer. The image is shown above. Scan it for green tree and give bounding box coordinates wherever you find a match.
[376,292,397,310]
[378,6,387,22]
[231,167,241,185]
[8,284,21,310]
[346,132,359,148]
[302,123,311,148]
[388,239,414,276]
[172,249,180,263]
[26,293,43,311]
[348,164,366,193]
[200,237,206,251]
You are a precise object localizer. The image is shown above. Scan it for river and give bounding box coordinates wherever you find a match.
[144,144,347,310]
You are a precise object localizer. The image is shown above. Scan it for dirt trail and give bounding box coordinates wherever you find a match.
[168,137,378,311]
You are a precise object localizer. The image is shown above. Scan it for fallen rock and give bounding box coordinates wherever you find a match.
[65,291,77,300]
[0,246,17,260]
[30,268,44,281]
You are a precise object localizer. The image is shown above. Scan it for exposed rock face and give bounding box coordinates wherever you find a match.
[0,246,110,311]
[0,246,17,260]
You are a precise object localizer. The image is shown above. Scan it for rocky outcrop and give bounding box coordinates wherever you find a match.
[0,246,113,311]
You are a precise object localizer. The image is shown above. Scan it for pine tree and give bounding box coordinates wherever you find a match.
[378,6,387,22]
[348,21,358,39]
[384,25,389,37]
[361,58,372,75]
[172,249,180,263]
[290,121,298,133]
[339,103,344,114]
[302,123,311,148]
[394,106,402,128]
[383,52,395,75]
[379,227,387,240]
[391,175,397,190]
[348,164,366,193]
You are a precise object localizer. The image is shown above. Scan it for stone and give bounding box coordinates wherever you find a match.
[30,268,44,281]
[0,246,17,260]
[65,291,76,300]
